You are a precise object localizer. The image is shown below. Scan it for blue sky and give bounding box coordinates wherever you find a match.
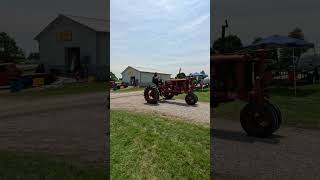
[111,0,210,78]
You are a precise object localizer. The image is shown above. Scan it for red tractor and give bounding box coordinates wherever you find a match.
[0,63,21,86]
[212,49,282,137]
[144,77,199,105]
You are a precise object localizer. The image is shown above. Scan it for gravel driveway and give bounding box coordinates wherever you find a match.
[111,91,209,125]
[0,92,108,165]
[213,115,320,180]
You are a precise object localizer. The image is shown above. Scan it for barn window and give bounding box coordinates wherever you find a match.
[57,31,72,41]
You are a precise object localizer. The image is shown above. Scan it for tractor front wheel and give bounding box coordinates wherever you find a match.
[267,102,282,130]
[163,88,174,99]
[240,102,279,138]
[164,94,174,99]
[144,86,160,104]
[185,93,198,105]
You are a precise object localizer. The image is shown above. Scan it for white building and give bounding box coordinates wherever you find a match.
[121,66,171,86]
[34,14,109,80]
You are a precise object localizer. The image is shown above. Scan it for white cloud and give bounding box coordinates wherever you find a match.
[176,13,210,33]
[111,0,210,79]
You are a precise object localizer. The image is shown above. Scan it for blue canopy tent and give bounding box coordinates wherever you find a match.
[250,35,314,48]
[249,35,315,96]
[190,72,208,77]
[190,72,209,90]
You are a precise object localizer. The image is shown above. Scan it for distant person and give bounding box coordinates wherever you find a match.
[82,63,89,79]
[152,72,160,87]
[314,66,319,84]
[112,82,117,91]
[79,63,87,80]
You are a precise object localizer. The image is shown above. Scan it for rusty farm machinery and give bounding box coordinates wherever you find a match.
[144,77,199,105]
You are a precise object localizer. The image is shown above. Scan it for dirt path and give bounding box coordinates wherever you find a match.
[0,93,108,165]
[111,91,210,125]
[213,116,320,180]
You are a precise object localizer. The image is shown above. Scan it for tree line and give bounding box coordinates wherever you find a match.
[211,27,306,55]
[0,32,39,62]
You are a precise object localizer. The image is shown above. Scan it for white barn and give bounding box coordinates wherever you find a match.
[121,66,171,86]
[34,14,109,80]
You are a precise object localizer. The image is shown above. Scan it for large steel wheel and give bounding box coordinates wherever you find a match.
[164,94,174,99]
[267,102,282,130]
[185,93,198,105]
[163,88,174,99]
[240,102,279,138]
[144,86,160,104]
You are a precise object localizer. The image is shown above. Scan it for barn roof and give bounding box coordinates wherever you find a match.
[64,14,109,32]
[34,14,109,40]
[121,66,171,75]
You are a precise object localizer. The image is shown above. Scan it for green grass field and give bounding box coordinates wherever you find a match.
[214,84,320,129]
[176,88,210,103]
[0,82,107,97]
[0,151,106,180]
[111,110,210,179]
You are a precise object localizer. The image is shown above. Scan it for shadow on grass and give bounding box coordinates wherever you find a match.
[143,103,160,106]
[161,99,198,107]
[144,99,198,107]
[212,129,284,144]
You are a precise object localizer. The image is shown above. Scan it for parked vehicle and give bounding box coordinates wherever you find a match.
[0,63,21,86]
[110,81,129,90]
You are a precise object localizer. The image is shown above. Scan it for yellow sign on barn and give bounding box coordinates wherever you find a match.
[57,31,72,41]
[33,78,45,87]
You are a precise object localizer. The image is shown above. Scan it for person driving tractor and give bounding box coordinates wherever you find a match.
[152,72,160,87]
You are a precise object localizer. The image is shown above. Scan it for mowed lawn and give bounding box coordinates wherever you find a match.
[0,151,106,180]
[0,82,107,97]
[214,84,320,129]
[176,88,210,103]
[111,110,210,179]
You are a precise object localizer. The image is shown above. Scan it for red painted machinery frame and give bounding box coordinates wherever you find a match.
[212,49,273,106]
[159,77,196,96]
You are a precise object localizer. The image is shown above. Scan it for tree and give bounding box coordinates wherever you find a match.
[27,52,40,61]
[286,28,308,58]
[252,37,263,44]
[289,27,304,40]
[212,34,243,54]
[0,32,25,61]
[176,72,186,79]
[110,72,118,81]
[274,28,310,71]
[200,70,206,75]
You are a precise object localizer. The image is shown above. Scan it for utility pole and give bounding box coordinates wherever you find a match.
[221,20,229,53]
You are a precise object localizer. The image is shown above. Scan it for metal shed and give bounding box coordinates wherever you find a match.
[121,66,171,86]
[34,14,109,80]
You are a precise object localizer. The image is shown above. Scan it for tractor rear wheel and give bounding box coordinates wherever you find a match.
[240,102,279,138]
[185,93,198,105]
[267,102,282,130]
[144,86,160,104]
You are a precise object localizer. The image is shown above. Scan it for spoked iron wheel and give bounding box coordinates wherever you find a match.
[163,88,174,99]
[144,86,160,104]
[185,93,198,105]
[164,93,174,99]
[240,102,279,138]
[267,102,282,130]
